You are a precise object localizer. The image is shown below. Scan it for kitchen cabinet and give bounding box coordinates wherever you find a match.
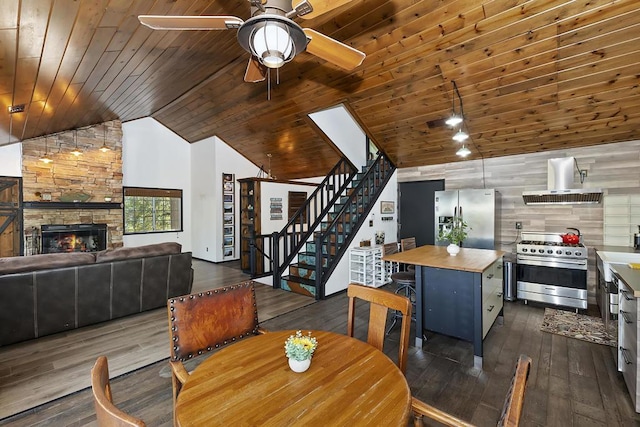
[614,264,640,413]
[604,195,640,247]
[349,246,385,287]
[383,245,504,369]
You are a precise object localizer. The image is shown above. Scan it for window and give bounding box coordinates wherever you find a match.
[124,187,183,234]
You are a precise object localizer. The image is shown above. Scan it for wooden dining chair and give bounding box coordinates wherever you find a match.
[91,356,146,427]
[347,283,412,374]
[412,354,532,427]
[167,281,267,424]
[400,237,417,252]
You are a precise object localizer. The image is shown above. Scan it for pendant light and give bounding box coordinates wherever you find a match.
[445,81,464,127]
[456,145,471,157]
[453,128,469,142]
[40,136,53,164]
[99,125,110,152]
[70,130,82,156]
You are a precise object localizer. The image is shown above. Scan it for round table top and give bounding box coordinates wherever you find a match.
[175,330,411,426]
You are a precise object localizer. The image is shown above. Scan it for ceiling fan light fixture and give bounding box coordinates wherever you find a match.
[238,15,307,69]
[456,145,471,157]
[452,129,469,143]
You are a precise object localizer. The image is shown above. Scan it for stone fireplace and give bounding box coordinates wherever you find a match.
[21,121,124,253]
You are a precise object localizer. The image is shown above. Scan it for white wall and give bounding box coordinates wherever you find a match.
[308,104,367,168]
[0,143,22,176]
[259,180,319,234]
[190,135,261,262]
[122,118,192,250]
[324,171,398,296]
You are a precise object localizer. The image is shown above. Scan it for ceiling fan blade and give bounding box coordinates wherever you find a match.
[138,15,244,30]
[303,28,365,70]
[294,0,353,20]
[244,57,267,83]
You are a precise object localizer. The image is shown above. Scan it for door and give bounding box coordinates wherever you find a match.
[399,180,444,246]
[0,177,22,257]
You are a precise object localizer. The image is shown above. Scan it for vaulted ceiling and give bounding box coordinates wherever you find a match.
[1,0,639,180]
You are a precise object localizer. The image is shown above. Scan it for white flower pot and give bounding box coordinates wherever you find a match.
[288,357,311,373]
[447,244,460,256]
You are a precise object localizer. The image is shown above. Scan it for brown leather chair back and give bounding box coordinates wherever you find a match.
[347,283,412,374]
[91,356,146,427]
[168,281,260,362]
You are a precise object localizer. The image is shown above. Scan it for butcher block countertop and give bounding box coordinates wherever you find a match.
[383,245,505,273]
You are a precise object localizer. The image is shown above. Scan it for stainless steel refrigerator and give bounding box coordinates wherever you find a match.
[434,189,499,249]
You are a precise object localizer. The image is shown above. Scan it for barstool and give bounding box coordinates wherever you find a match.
[383,241,417,334]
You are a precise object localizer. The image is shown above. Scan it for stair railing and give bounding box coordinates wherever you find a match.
[314,153,395,298]
[269,157,356,283]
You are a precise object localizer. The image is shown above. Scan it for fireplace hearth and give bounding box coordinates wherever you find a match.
[41,224,107,253]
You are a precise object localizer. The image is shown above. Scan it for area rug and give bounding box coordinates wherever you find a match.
[540,308,616,347]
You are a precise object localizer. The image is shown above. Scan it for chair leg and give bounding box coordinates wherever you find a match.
[386,283,417,335]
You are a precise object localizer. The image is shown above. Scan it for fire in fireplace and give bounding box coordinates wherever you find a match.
[41,224,108,254]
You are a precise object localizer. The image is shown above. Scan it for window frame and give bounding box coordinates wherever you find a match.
[123,186,184,235]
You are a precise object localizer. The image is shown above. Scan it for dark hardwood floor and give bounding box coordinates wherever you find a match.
[2,276,639,426]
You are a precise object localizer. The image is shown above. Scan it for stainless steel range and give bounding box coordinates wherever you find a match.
[516,231,588,310]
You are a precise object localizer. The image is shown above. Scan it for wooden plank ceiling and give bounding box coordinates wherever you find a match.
[1,0,639,180]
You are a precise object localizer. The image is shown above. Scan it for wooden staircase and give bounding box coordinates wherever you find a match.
[280,154,395,298]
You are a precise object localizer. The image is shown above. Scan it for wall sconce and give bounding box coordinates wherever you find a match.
[39,136,53,164]
[99,125,111,152]
[70,129,83,156]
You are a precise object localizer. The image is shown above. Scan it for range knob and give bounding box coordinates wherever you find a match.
[556,249,563,255]
[565,250,572,255]
[575,251,582,257]
[538,249,544,253]
[547,249,553,254]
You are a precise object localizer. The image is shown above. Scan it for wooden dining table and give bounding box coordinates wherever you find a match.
[175,330,411,426]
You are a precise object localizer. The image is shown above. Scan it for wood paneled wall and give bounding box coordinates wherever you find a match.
[397,139,640,302]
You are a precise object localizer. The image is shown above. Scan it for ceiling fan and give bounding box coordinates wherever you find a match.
[138,0,366,83]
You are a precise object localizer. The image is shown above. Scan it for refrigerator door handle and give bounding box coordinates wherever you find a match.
[454,206,457,218]
[459,206,463,218]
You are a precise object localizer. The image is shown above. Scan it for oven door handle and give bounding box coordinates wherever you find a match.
[516,255,587,269]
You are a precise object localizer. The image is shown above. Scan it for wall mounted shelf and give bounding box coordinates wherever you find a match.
[23,202,122,210]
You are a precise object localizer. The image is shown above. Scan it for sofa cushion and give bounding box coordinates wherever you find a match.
[0,252,96,275]
[95,242,182,263]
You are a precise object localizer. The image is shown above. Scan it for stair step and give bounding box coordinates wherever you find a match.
[281,277,316,298]
[289,263,316,280]
[298,252,328,267]
[320,222,352,233]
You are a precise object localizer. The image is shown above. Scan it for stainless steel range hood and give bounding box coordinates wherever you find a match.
[522,157,602,205]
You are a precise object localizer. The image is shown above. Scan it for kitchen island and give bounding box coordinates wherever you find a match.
[383,245,505,369]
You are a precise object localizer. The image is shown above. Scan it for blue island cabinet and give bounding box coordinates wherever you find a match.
[418,258,504,369]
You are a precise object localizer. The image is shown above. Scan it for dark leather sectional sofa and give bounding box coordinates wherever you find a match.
[0,242,193,347]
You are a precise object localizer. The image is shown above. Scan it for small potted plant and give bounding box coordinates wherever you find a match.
[284,330,318,373]
[438,216,469,256]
